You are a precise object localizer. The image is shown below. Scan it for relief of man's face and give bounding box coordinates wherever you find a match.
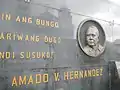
[86,26,99,47]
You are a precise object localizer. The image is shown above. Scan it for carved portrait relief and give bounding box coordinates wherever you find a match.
[77,19,106,57]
